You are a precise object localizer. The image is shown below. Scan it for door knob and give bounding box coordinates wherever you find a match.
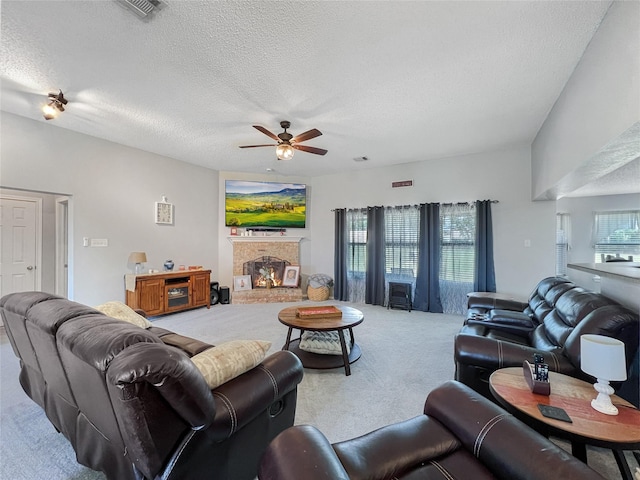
[27,266,34,270]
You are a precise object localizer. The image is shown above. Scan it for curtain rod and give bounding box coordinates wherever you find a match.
[331,200,499,211]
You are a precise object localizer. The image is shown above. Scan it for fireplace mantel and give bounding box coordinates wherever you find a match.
[227,236,304,244]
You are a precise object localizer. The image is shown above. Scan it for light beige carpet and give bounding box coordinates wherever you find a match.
[0,300,630,479]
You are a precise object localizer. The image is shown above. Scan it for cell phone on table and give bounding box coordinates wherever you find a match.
[537,404,572,423]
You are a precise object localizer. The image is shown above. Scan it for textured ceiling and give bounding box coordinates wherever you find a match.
[1,0,623,187]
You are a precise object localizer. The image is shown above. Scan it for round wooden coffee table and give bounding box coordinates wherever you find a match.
[490,367,640,479]
[278,305,363,376]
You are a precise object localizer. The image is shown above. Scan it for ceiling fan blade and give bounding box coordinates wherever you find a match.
[239,144,277,148]
[291,128,322,144]
[253,125,280,142]
[293,144,328,156]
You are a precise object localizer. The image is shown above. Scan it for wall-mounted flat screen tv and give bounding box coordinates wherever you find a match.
[225,180,307,228]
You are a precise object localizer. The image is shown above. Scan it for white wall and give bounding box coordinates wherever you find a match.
[1,112,218,306]
[309,145,556,298]
[531,1,640,200]
[557,193,640,264]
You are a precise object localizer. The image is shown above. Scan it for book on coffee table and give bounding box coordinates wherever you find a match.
[296,305,342,318]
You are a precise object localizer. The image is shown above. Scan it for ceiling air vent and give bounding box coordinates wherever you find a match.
[353,156,369,162]
[117,0,160,18]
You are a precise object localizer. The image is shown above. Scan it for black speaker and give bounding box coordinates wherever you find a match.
[219,286,230,304]
[210,282,219,305]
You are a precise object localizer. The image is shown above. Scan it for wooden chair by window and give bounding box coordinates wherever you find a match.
[387,282,412,312]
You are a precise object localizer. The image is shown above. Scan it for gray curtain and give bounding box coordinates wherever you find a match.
[414,203,443,313]
[365,206,386,305]
[474,200,496,292]
[334,208,349,301]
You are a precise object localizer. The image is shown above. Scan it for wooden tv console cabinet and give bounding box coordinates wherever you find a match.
[125,269,211,316]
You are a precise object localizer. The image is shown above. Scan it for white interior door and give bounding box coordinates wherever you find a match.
[0,196,41,296]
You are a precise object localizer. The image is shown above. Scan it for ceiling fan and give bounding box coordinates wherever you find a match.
[239,120,328,160]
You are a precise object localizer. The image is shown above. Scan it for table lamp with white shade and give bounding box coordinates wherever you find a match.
[128,252,147,274]
[580,334,627,415]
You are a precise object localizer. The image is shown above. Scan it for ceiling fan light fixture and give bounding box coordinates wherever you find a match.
[240,121,327,158]
[42,90,68,120]
[276,143,294,161]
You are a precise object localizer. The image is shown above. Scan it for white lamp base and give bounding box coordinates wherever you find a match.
[590,379,618,415]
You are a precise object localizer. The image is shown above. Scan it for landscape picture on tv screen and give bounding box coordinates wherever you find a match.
[225,180,307,228]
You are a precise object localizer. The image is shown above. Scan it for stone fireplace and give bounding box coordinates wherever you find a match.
[230,237,304,304]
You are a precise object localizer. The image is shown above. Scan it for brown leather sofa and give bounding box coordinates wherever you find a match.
[0,291,304,480]
[455,277,639,405]
[258,380,606,480]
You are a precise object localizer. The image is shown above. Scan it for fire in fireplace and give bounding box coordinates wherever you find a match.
[243,256,291,288]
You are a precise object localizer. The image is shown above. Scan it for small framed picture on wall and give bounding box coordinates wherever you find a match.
[155,200,173,225]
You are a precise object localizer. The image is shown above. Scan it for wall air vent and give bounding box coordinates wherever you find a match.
[116,0,160,18]
[392,180,413,188]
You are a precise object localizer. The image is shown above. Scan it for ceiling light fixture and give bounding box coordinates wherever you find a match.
[276,143,295,161]
[42,90,68,120]
[239,120,327,159]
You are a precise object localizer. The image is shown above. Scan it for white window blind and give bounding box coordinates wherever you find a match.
[384,206,419,280]
[440,204,475,283]
[593,210,640,262]
[347,209,367,273]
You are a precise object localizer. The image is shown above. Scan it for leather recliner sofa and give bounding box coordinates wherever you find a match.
[0,291,304,480]
[454,277,639,404]
[258,380,606,480]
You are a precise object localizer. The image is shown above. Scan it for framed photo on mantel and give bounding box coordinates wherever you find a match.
[282,265,300,287]
[234,275,252,291]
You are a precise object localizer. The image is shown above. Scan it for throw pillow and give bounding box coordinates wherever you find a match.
[299,330,350,355]
[191,340,271,389]
[93,301,153,329]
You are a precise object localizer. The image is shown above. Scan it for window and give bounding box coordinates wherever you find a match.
[593,210,640,262]
[384,206,419,280]
[556,213,570,275]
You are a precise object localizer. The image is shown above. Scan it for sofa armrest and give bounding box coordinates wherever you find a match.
[146,326,214,356]
[259,425,349,480]
[261,416,463,480]
[466,309,537,335]
[467,293,528,312]
[425,381,605,480]
[454,334,575,373]
[208,350,303,440]
[108,342,216,427]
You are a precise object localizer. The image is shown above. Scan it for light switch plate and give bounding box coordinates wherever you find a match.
[90,238,108,247]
